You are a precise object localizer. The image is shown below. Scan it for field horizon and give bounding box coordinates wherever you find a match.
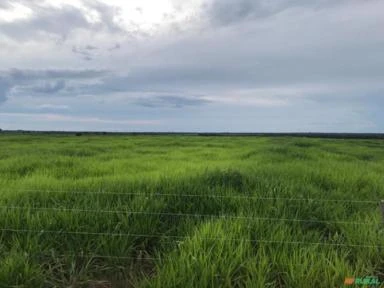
[2,130,384,139]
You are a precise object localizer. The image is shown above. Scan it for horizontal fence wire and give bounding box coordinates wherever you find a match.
[0,205,379,226]
[39,254,160,261]
[1,189,381,204]
[33,253,160,261]
[0,251,160,261]
[1,189,383,262]
[1,252,359,270]
[1,228,383,249]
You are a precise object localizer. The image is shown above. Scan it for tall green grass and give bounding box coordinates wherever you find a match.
[0,134,383,287]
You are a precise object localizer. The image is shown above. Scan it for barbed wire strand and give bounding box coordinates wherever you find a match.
[2,252,361,270]
[1,228,383,249]
[11,253,370,270]
[0,205,378,226]
[36,254,160,261]
[1,189,380,204]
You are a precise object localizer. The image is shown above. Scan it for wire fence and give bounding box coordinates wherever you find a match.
[0,205,379,226]
[1,228,383,249]
[1,188,381,204]
[0,252,353,270]
[0,188,383,263]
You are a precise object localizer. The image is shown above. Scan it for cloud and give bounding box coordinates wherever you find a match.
[204,0,347,26]
[0,112,161,126]
[0,77,11,103]
[0,69,108,102]
[72,43,121,61]
[72,46,95,61]
[1,5,88,40]
[2,0,383,108]
[29,80,66,94]
[85,44,98,50]
[0,1,12,9]
[205,0,259,26]
[0,1,122,41]
[134,95,211,108]
[4,69,107,81]
[35,104,70,111]
[108,43,121,51]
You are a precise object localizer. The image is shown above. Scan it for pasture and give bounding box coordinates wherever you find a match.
[0,134,383,287]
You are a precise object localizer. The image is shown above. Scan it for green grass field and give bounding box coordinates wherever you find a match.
[0,134,383,287]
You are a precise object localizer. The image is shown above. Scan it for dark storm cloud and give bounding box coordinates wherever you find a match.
[135,95,210,108]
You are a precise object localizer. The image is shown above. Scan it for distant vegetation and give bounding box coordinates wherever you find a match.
[0,134,383,287]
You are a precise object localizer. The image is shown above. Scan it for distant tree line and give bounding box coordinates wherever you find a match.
[0,130,384,139]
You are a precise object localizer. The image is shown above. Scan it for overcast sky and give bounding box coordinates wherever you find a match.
[0,0,383,132]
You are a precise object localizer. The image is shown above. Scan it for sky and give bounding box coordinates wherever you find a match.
[0,0,383,132]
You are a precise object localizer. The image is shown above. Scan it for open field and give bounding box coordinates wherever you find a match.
[0,134,383,287]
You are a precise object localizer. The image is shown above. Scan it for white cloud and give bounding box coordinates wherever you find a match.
[94,0,204,33]
[0,2,33,23]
